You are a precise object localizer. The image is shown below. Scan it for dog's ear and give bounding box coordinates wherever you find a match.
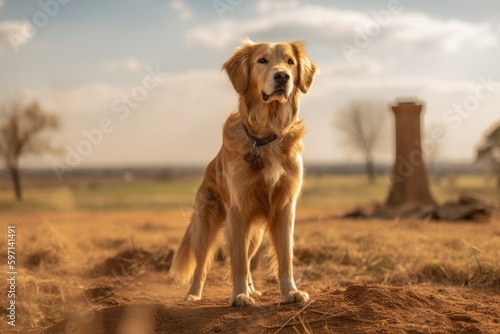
[291,41,317,94]
[222,41,254,94]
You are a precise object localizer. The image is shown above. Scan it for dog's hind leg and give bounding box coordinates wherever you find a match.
[181,187,225,301]
[247,226,264,297]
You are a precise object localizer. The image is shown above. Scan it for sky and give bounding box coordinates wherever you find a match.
[1,0,500,170]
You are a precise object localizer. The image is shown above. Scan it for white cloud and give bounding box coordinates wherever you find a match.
[103,58,142,73]
[0,20,34,52]
[0,0,4,9]
[25,70,234,167]
[27,82,122,117]
[322,58,382,77]
[311,75,480,98]
[185,4,497,52]
[387,13,496,52]
[257,0,300,14]
[170,0,193,21]
[185,5,359,50]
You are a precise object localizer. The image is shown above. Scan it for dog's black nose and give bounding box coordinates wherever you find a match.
[273,71,290,84]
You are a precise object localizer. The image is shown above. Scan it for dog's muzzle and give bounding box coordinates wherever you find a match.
[261,71,291,102]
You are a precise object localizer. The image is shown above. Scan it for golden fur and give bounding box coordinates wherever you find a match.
[170,40,317,306]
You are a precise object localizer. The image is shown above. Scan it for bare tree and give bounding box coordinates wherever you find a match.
[334,100,389,183]
[477,121,500,188]
[0,98,60,200]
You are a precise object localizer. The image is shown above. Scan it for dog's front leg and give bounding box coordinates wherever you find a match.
[227,207,255,307]
[271,204,309,303]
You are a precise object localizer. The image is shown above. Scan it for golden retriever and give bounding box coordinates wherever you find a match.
[170,40,317,306]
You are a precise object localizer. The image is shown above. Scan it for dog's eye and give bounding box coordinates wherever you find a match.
[257,58,268,64]
[288,59,295,65]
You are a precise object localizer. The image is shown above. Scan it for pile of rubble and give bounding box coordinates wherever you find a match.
[344,192,497,222]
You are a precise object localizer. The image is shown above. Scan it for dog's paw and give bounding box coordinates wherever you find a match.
[230,293,255,307]
[250,290,262,297]
[283,290,309,303]
[184,294,201,301]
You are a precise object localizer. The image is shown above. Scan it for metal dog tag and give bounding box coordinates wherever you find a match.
[245,147,263,169]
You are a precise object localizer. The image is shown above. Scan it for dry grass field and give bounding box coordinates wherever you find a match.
[0,175,499,333]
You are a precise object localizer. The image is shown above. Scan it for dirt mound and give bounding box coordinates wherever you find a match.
[91,248,174,276]
[83,286,115,301]
[339,285,477,333]
[42,284,499,334]
[24,250,60,270]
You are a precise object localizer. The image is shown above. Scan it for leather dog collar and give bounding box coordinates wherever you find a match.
[242,123,278,147]
[242,123,278,169]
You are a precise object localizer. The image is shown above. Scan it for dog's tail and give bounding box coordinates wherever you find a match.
[170,222,196,282]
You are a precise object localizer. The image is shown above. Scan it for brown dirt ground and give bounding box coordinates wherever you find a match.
[40,276,500,333]
[2,209,500,333]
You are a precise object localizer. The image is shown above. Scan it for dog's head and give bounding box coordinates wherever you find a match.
[223,40,317,104]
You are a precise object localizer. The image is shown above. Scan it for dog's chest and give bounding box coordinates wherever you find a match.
[259,144,301,189]
[261,155,285,188]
